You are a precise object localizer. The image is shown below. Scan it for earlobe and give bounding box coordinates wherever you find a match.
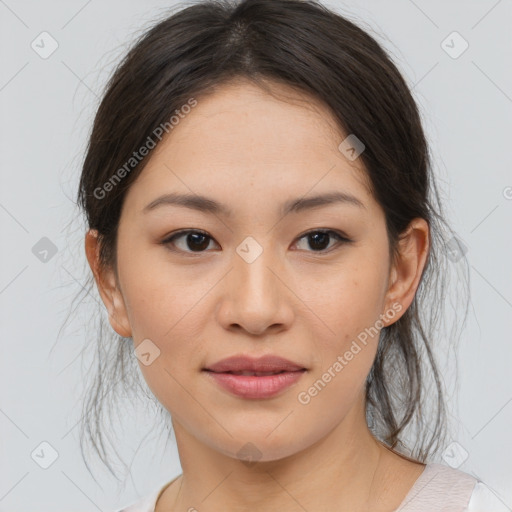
[84,229,132,338]
[382,218,430,326]
[108,313,132,339]
[106,291,133,339]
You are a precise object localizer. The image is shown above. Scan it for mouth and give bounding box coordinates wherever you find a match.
[205,369,302,376]
[203,354,307,374]
[202,354,307,399]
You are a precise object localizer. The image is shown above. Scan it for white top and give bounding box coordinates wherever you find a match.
[117,463,501,511]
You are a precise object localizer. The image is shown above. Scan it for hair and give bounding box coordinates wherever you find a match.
[68,0,470,481]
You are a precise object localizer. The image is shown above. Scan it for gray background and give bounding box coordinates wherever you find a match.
[1,0,511,510]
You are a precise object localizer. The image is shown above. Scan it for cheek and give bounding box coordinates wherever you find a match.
[116,240,207,341]
[299,253,388,403]
[115,246,212,407]
[294,265,386,428]
[311,258,389,345]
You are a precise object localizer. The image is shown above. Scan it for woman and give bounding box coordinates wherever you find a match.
[78,0,493,510]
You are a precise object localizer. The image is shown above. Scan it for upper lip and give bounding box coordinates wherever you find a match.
[204,354,306,373]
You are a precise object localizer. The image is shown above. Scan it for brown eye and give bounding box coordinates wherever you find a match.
[162,230,217,253]
[161,228,351,256]
[294,230,351,253]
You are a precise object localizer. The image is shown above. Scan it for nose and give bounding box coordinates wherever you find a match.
[215,241,294,336]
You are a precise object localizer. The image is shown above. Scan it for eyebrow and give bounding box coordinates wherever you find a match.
[142,191,366,217]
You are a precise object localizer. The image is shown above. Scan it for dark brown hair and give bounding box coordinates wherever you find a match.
[71,0,469,480]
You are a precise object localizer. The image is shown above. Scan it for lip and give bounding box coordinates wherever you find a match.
[203,354,307,399]
[204,354,306,373]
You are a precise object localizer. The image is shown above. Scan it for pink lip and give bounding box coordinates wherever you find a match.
[205,354,306,373]
[204,370,306,399]
[203,354,307,399]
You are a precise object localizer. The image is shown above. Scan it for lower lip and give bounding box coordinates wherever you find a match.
[204,370,306,399]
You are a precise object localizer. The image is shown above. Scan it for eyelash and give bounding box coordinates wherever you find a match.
[160,229,352,256]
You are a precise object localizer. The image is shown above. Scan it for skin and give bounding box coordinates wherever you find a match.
[85,79,429,511]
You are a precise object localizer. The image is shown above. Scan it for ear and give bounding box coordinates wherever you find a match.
[382,218,430,326]
[84,229,132,338]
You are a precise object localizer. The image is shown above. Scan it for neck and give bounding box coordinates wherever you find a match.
[165,399,393,511]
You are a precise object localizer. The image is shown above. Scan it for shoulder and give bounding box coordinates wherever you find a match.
[114,476,179,512]
[115,488,162,512]
[396,462,480,511]
[466,481,510,512]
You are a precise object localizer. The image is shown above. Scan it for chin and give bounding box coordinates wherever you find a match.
[206,427,315,465]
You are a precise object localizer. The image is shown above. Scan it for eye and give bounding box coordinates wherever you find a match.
[161,229,352,255]
[161,229,218,254]
[293,229,352,253]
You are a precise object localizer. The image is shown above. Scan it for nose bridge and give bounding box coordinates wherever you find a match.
[219,234,291,333]
[234,234,279,303]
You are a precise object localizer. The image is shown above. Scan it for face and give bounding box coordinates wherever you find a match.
[87,79,426,463]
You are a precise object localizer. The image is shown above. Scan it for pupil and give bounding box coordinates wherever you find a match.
[309,232,329,251]
[187,233,209,251]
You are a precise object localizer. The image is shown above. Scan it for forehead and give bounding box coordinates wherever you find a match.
[123,79,374,215]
